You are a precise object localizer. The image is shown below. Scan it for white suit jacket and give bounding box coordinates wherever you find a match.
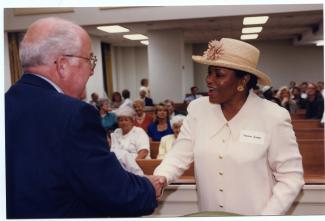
[154,91,304,215]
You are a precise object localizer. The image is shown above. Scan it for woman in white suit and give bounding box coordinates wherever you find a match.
[154,38,304,215]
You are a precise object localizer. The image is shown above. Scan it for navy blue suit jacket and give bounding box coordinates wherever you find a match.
[5,74,157,218]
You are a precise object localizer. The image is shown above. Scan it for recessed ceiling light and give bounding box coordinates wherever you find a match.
[140,40,149,45]
[123,34,148,40]
[243,16,269,25]
[242,26,263,34]
[97,25,129,33]
[240,34,259,40]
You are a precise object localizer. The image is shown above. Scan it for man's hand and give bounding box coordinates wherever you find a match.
[146,175,167,200]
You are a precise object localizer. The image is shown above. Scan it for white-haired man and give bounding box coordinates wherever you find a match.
[5,17,160,218]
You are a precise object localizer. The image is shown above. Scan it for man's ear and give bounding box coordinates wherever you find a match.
[55,56,69,79]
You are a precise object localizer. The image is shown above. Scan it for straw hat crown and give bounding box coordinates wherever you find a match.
[192,38,271,86]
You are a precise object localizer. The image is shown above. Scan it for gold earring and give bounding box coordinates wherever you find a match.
[237,85,244,92]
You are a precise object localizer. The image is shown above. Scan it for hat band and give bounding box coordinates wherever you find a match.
[218,53,257,69]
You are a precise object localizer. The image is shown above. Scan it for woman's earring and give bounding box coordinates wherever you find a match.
[237,85,244,92]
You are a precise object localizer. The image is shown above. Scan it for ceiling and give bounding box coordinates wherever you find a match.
[84,10,323,47]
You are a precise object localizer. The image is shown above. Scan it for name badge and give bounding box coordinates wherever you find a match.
[239,130,265,145]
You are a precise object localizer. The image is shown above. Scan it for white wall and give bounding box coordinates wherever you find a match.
[111,46,149,101]
[86,36,106,101]
[183,44,194,98]
[193,40,324,91]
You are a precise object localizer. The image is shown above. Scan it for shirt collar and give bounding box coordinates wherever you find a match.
[32,73,64,94]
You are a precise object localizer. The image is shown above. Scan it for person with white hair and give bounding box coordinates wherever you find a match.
[5,17,159,218]
[111,107,151,160]
[157,115,186,159]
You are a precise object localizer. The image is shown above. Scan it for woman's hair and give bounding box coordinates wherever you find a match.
[19,17,82,67]
[133,99,145,108]
[154,103,169,123]
[111,92,122,102]
[275,86,292,100]
[98,98,109,109]
[234,70,258,90]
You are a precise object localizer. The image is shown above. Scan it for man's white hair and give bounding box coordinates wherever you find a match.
[19,17,82,67]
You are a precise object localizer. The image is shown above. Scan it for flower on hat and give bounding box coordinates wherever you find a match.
[203,40,224,60]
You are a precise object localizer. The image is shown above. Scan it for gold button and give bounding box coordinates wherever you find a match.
[219,188,223,192]
[219,155,223,159]
[219,172,223,176]
[222,139,225,143]
[219,205,223,208]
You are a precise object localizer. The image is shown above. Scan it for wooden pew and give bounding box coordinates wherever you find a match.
[150,141,160,159]
[291,109,306,120]
[144,139,325,184]
[292,120,323,129]
[294,128,324,139]
[297,139,324,179]
[136,159,195,178]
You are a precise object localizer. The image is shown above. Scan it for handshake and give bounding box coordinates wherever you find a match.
[146,175,167,200]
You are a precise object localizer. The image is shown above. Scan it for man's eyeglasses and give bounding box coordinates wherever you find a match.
[63,53,97,70]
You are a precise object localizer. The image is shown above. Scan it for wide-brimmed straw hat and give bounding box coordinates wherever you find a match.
[192,38,271,86]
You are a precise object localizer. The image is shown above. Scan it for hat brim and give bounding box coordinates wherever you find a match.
[192,55,271,86]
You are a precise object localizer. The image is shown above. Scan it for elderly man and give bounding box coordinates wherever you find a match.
[5,17,160,218]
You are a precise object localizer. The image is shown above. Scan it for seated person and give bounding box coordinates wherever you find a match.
[89,92,100,109]
[133,99,153,132]
[275,86,297,114]
[157,115,186,159]
[111,107,150,160]
[98,98,117,134]
[110,107,151,175]
[119,89,133,109]
[184,86,203,104]
[305,83,324,119]
[111,91,123,109]
[147,103,173,141]
[139,89,154,106]
[164,99,186,121]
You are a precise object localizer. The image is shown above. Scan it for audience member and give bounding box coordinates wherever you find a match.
[253,85,263,97]
[140,78,150,98]
[164,99,185,121]
[120,89,133,109]
[305,83,324,119]
[89,92,100,109]
[98,98,117,134]
[148,103,173,141]
[157,115,186,159]
[111,91,123,109]
[289,81,296,92]
[139,89,154,106]
[292,86,306,109]
[299,82,308,99]
[184,86,202,104]
[276,86,298,114]
[133,100,153,132]
[317,81,324,95]
[111,107,150,160]
[5,17,158,218]
[262,85,281,105]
